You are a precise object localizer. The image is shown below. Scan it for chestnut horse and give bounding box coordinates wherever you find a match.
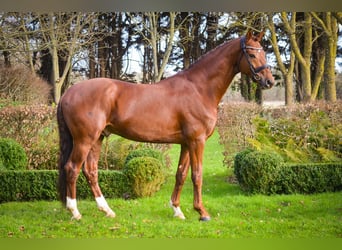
[57,30,274,221]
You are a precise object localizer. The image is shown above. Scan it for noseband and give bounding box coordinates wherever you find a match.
[237,36,270,81]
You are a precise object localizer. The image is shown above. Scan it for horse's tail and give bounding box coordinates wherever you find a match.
[57,101,73,205]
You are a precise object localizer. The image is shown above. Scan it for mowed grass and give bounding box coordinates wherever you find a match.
[0,131,341,238]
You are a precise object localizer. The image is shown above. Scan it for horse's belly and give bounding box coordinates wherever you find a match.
[104,122,183,144]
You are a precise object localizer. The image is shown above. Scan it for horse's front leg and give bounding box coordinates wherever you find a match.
[83,137,115,218]
[170,144,190,219]
[189,138,211,221]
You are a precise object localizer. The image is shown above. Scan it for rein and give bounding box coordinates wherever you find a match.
[237,36,270,81]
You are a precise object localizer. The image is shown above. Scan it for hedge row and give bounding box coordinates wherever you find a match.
[0,148,169,203]
[234,149,342,195]
[278,163,342,194]
[0,170,128,202]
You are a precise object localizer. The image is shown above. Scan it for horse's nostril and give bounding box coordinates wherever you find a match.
[266,80,273,88]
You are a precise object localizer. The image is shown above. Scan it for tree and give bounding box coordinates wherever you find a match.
[281,12,315,102]
[267,13,296,105]
[311,12,339,102]
[142,12,177,82]
[38,12,99,103]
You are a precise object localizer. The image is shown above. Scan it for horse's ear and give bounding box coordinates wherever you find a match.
[246,29,253,40]
[257,30,265,41]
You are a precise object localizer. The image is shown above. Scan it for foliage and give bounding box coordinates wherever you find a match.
[249,101,342,163]
[234,149,342,195]
[123,156,167,198]
[125,147,166,167]
[0,170,127,203]
[0,65,51,106]
[218,101,342,168]
[234,149,284,194]
[0,147,168,202]
[99,136,141,170]
[0,104,57,169]
[278,163,342,194]
[217,102,262,167]
[0,138,27,170]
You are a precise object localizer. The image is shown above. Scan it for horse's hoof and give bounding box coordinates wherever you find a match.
[71,214,82,221]
[106,211,116,218]
[199,216,211,222]
[174,213,186,220]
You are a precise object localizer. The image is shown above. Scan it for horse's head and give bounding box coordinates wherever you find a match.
[238,30,274,89]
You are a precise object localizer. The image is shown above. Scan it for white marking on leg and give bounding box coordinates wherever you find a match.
[96,195,116,218]
[169,200,186,219]
[66,197,82,220]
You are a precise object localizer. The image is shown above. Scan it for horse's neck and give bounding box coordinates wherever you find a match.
[184,38,241,105]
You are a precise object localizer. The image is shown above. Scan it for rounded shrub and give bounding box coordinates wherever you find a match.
[234,148,255,183]
[125,147,165,167]
[235,150,284,194]
[0,138,28,170]
[123,156,166,198]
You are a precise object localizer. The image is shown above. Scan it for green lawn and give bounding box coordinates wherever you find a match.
[0,131,341,238]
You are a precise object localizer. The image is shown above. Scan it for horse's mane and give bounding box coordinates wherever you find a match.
[186,37,239,70]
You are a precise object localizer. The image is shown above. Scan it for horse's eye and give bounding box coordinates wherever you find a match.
[248,54,256,58]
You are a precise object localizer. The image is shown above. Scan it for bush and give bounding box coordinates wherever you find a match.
[0,147,168,202]
[123,156,167,198]
[217,102,262,167]
[125,147,166,167]
[0,65,51,106]
[233,148,255,184]
[234,149,342,195]
[0,170,127,202]
[277,163,342,194]
[234,149,284,194]
[0,138,28,170]
[257,101,342,163]
[0,104,57,169]
[99,136,140,170]
[218,101,342,167]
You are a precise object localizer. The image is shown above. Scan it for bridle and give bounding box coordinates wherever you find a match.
[237,36,271,81]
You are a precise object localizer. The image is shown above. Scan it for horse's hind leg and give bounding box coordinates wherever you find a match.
[170,144,190,219]
[83,136,115,218]
[65,143,92,220]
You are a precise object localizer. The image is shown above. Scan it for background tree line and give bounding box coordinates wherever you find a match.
[0,12,341,105]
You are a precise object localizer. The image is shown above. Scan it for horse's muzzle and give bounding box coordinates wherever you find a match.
[263,79,274,89]
[257,77,274,90]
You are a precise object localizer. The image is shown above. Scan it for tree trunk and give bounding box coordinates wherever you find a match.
[192,13,202,62]
[180,12,191,69]
[324,35,337,102]
[267,13,295,105]
[206,13,218,52]
[89,46,96,79]
[284,74,294,105]
[3,51,11,67]
[311,12,338,102]
[281,12,312,102]
[311,48,325,100]
[98,39,107,78]
[323,13,337,102]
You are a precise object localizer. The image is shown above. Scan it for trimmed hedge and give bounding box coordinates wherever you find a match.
[277,163,342,194]
[234,149,342,195]
[0,138,28,170]
[0,147,168,203]
[0,170,127,203]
